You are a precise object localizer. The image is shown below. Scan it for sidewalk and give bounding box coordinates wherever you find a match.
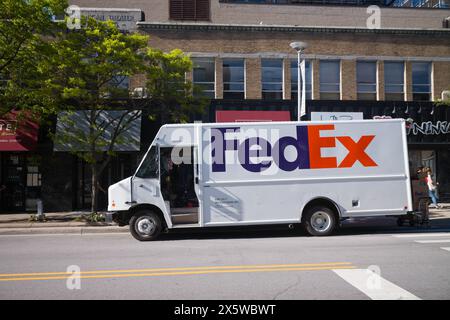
[0,211,128,235]
[0,204,449,236]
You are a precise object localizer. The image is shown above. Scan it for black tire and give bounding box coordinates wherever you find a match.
[129,210,162,241]
[302,206,337,236]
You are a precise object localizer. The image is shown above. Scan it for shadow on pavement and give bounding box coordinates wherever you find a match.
[154,214,450,241]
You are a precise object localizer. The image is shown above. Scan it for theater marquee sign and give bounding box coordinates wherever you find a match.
[80,8,144,31]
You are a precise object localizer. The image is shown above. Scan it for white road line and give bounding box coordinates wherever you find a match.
[393,233,450,238]
[415,239,450,244]
[333,269,421,300]
[440,247,450,252]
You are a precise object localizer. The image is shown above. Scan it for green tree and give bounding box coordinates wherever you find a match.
[143,48,208,123]
[0,0,68,115]
[49,16,149,213]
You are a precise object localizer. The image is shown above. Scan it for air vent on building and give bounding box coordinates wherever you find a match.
[170,0,210,21]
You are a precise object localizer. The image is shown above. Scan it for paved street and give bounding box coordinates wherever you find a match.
[1,217,450,300]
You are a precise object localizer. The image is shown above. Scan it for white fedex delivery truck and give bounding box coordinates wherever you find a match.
[108,119,412,241]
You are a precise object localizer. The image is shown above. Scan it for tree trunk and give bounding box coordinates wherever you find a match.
[91,163,98,213]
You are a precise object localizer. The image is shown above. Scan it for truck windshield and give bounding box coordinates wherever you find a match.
[135,146,159,179]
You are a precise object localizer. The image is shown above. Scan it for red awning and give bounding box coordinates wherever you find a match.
[216,110,291,122]
[0,111,39,151]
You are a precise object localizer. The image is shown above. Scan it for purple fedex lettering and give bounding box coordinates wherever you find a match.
[211,127,240,172]
[239,137,272,172]
[210,125,376,173]
[273,126,310,171]
[211,126,310,172]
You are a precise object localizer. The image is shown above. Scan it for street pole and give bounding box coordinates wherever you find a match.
[290,41,308,121]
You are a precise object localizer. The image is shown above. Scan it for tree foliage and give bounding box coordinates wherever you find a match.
[144,48,208,123]
[1,3,209,212]
[47,16,149,212]
[0,0,68,115]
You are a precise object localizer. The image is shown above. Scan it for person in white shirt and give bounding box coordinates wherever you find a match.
[425,167,441,209]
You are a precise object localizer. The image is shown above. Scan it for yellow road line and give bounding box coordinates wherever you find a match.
[0,265,356,282]
[0,262,353,278]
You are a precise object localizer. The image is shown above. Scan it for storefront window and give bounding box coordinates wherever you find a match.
[193,58,215,98]
[384,61,404,101]
[291,60,312,100]
[320,60,340,100]
[357,61,377,101]
[412,62,431,101]
[223,59,244,99]
[261,59,283,100]
[1,154,42,212]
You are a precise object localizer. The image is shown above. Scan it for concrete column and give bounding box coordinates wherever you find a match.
[283,58,291,100]
[377,61,385,101]
[432,61,450,101]
[405,61,413,101]
[245,58,261,99]
[341,59,356,100]
[215,57,223,99]
[312,59,320,100]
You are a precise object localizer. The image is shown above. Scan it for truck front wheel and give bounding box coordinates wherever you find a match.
[303,206,337,236]
[130,210,162,241]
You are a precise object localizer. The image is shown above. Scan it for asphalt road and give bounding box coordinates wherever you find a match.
[1,219,450,300]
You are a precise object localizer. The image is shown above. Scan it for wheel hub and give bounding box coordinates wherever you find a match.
[311,212,331,232]
[137,218,155,235]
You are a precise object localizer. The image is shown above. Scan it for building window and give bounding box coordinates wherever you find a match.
[357,61,377,101]
[261,59,283,100]
[384,61,404,101]
[192,58,215,98]
[169,0,210,21]
[412,62,431,101]
[291,60,312,100]
[320,60,340,100]
[223,59,244,99]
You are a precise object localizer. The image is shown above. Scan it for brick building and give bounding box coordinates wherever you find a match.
[1,0,449,212]
[72,0,450,201]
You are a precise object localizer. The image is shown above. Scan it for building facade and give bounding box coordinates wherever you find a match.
[1,0,449,212]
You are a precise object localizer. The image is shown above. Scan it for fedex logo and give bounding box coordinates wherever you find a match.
[211,125,377,173]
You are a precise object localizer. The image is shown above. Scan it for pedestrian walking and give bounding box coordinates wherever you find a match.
[425,167,441,209]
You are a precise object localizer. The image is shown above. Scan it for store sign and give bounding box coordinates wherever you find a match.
[0,120,17,136]
[80,8,143,31]
[0,112,39,151]
[311,112,363,121]
[406,120,450,136]
[373,116,450,136]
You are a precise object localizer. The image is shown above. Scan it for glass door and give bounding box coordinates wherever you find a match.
[1,154,26,212]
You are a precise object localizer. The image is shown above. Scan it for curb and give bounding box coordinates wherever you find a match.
[0,226,129,235]
[0,222,117,229]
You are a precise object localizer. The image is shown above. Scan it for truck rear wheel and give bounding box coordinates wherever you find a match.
[303,206,337,236]
[130,210,162,241]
